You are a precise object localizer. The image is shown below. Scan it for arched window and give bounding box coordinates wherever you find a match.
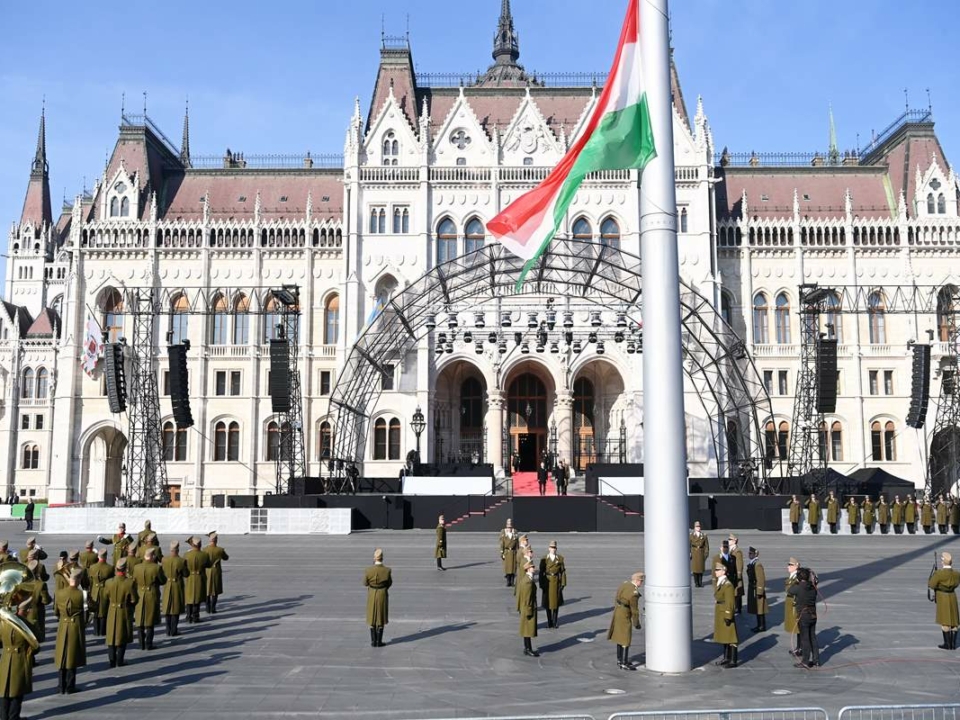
[465,218,485,254]
[325,294,340,345]
[868,291,886,344]
[263,296,280,342]
[753,293,769,344]
[777,421,790,461]
[233,294,250,345]
[319,421,333,459]
[36,368,49,399]
[266,421,280,461]
[764,421,777,461]
[170,294,190,345]
[884,421,896,461]
[928,194,936,214]
[720,291,733,327]
[211,294,228,345]
[120,197,130,217]
[388,418,401,460]
[824,292,843,343]
[214,422,227,461]
[378,209,386,234]
[680,207,688,234]
[402,209,410,234]
[369,208,379,234]
[830,421,843,461]
[938,194,947,214]
[600,217,621,250]
[162,420,188,462]
[373,418,387,460]
[938,286,957,342]
[103,288,124,343]
[21,444,39,470]
[228,421,240,461]
[109,197,119,217]
[437,218,457,264]
[461,377,484,430]
[572,217,592,241]
[214,421,241,461]
[393,208,402,234]
[775,292,791,344]
[383,131,399,165]
[870,420,897,461]
[20,368,34,399]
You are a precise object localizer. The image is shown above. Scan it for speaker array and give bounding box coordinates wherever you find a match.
[816,338,838,414]
[104,343,126,414]
[269,339,291,413]
[907,343,932,429]
[167,344,194,428]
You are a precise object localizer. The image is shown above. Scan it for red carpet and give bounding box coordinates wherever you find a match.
[512,471,543,496]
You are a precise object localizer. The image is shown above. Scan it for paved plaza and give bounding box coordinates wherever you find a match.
[10,525,960,719]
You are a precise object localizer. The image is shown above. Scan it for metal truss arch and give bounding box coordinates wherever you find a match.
[330,239,776,492]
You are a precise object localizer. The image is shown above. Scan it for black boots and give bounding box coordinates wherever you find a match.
[436,558,445,571]
[940,631,951,650]
[58,668,77,694]
[206,598,213,614]
[376,627,385,647]
[58,669,67,694]
[728,646,738,668]
[717,645,738,668]
[107,646,116,668]
[368,627,385,647]
[138,628,146,651]
[751,615,767,633]
[523,637,540,657]
[172,614,180,636]
[617,645,636,671]
[716,645,730,667]
[544,609,559,628]
[693,573,703,588]
[145,627,155,651]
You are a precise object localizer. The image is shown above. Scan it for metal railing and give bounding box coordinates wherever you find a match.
[838,706,960,720]
[417,71,604,88]
[610,709,829,720]
[411,716,593,720]
[858,108,934,160]
[190,153,343,170]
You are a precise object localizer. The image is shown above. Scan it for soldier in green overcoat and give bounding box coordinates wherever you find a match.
[689,522,709,588]
[498,520,519,587]
[124,542,142,578]
[517,561,539,657]
[950,496,960,534]
[101,558,138,667]
[538,541,566,628]
[138,533,163,563]
[877,496,890,534]
[435,515,447,571]
[936,496,949,534]
[0,598,37,719]
[133,548,167,651]
[905,494,918,533]
[204,532,229,614]
[53,568,86,694]
[846,497,860,533]
[88,549,114,637]
[137,520,154,545]
[364,548,392,648]
[892,495,905,533]
[729,535,745,615]
[713,563,739,668]
[17,561,51,645]
[161,541,189,637]
[607,572,642,671]
[78,541,98,571]
[928,551,960,649]
[17,538,45,565]
[921,499,934,534]
[516,545,535,610]
[784,558,800,655]
[806,494,821,534]
[513,535,530,597]
[746,547,768,632]
[788,495,802,534]
[99,523,131,565]
[183,536,209,624]
[862,497,875,534]
[826,491,840,534]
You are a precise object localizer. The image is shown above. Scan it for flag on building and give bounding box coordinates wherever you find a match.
[489,0,656,285]
[80,316,103,377]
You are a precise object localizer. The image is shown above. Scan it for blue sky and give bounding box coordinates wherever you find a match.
[1,0,957,286]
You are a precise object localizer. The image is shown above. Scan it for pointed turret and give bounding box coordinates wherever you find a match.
[669,48,690,129]
[477,0,531,87]
[828,105,839,165]
[20,106,53,230]
[180,101,192,168]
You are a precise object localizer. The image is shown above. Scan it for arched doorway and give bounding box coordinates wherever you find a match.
[434,359,488,464]
[929,426,960,496]
[571,360,627,471]
[79,425,127,504]
[507,369,552,471]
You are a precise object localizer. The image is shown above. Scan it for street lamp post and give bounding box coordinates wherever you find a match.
[410,406,426,470]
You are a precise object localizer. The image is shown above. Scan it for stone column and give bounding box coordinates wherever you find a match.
[486,390,504,474]
[555,389,574,467]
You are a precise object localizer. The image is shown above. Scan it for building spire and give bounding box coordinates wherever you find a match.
[828,105,839,165]
[32,102,48,178]
[21,104,53,228]
[492,0,519,65]
[180,99,192,168]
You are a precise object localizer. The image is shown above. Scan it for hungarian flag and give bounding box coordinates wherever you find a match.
[489,0,655,283]
[80,316,103,377]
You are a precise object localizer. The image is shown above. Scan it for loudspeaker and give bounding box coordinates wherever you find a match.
[907,343,932,428]
[104,343,127,414]
[167,344,194,428]
[943,368,956,397]
[269,339,291,412]
[227,494,257,508]
[291,477,323,495]
[816,339,838,413]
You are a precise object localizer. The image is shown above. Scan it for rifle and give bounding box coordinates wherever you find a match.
[928,551,938,602]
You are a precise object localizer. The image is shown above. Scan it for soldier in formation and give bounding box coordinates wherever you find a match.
[788,495,802,534]
[88,549,113,637]
[539,541,566,629]
[906,494,918,533]
[184,536,209,624]
[498,519,519,587]
[607,572,643,671]
[862,496,875,534]
[892,495,905,534]
[845,496,860,534]
[921,498,934,534]
[877,495,890,534]
[364,548,391,648]
[204,532,229,614]
[951,497,960,534]
[728,535,745,615]
[102,557,137,668]
[936,495,950,535]
[713,562,738,668]
[928,551,960,650]
[0,598,36,720]
[806,494,821,533]
[784,557,800,657]
[132,548,166,651]
[435,515,447,571]
[689,521,709,588]
[746,546,767,632]
[53,568,85,694]
[826,491,840,534]
[517,561,539,656]
[162,541,188,637]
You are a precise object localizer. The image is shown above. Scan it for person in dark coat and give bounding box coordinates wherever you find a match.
[537,461,548,497]
[23,502,34,532]
[553,461,566,496]
[787,566,820,668]
[0,598,36,719]
[434,516,447,571]
[538,541,566,629]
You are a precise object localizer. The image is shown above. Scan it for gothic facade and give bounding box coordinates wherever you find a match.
[2,2,958,506]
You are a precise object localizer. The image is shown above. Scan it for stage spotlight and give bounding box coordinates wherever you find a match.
[546,309,557,330]
[521,343,530,354]
[435,344,445,356]
[488,332,498,344]
[616,312,627,328]
[563,311,574,329]
[527,312,538,329]
[463,331,473,344]
[514,332,523,346]
[536,342,545,353]
[614,331,624,343]
[590,311,602,327]
[626,341,636,354]
[588,332,597,344]
[498,340,507,354]
[550,342,560,354]
[572,340,582,354]
[501,311,512,327]
[596,340,605,355]
[474,311,486,329]
[447,313,459,330]
[438,332,447,344]
[425,314,436,330]
[445,342,454,354]
[564,331,573,345]
[475,343,484,355]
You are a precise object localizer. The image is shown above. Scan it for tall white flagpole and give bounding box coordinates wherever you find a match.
[639,0,692,672]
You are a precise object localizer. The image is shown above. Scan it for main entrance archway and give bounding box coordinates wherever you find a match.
[79,424,127,504]
[506,367,553,472]
[330,238,776,491]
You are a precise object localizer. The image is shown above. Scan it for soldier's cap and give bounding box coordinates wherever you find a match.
[631,571,645,584]
[519,534,528,541]
[549,541,558,549]
[714,563,727,571]
[728,534,738,542]
[97,549,107,558]
[116,558,128,571]
[145,532,157,543]
[169,541,180,553]
[68,550,79,562]
[787,557,800,566]
[25,537,36,546]
[748,546,758,554]
[506,519,513,527]
[721,539,729,547]
[84,540,94,549]
[943,552,953,565]
[144,520,152,529]
[207,531,218,541]
[523,561,535,571]
[144,548,156,560]
[69,568,84,583]
[373,548,384,562]
[58,551,68,559]
[185,536,199,547]
[118,523,126,529]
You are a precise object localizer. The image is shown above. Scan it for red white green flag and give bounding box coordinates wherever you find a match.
[488,0,655,284]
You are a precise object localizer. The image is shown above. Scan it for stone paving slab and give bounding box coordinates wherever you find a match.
[5,524,959,719]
